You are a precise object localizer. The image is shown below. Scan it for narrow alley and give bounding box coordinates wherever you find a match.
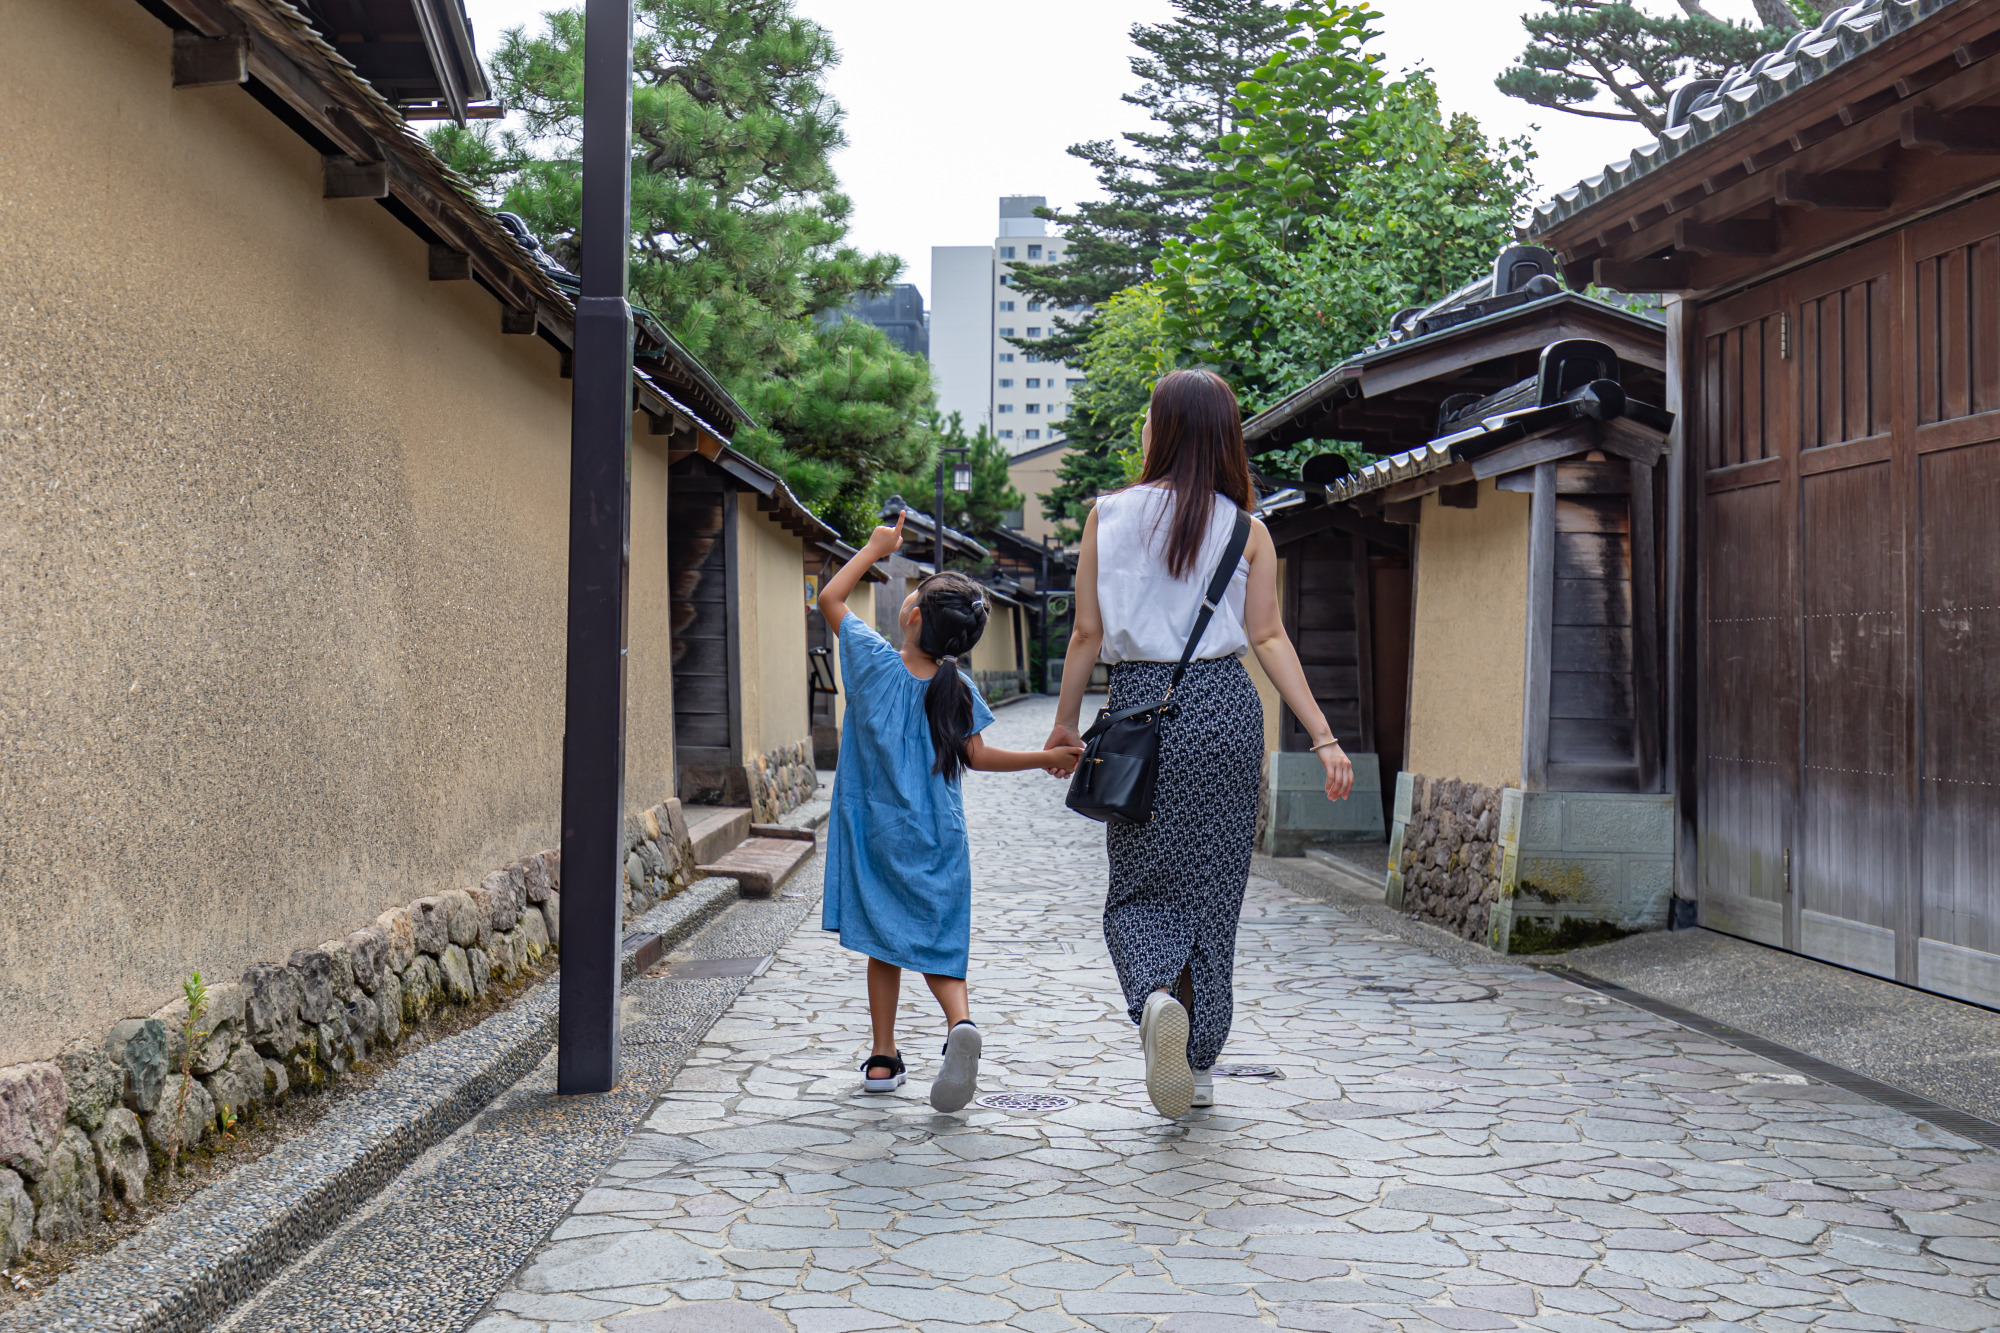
[470,698,2000,1333]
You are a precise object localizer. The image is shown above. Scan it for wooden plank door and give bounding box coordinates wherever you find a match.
[668,479,736,763]
[1791,237,1908,981]
[1280,532,1367,752]
[1695,279,1795,948]
[1912,197,2000,1006]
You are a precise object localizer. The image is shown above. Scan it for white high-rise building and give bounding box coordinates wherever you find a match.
[930,196,1086,457]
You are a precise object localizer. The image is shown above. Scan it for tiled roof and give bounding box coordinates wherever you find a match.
[1529,0,1964,236]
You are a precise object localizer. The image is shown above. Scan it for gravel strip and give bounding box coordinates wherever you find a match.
[3,878,742,1333]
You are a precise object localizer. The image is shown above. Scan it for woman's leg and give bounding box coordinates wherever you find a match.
[867,957,903,1057]
[923,973,970,1028]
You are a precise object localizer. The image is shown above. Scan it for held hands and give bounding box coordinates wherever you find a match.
[1041,744,1084,778]
[1042,723,1084,778]
[865,511,906,557]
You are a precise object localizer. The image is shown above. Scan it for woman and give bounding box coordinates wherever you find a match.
[1046,369,1353,1119]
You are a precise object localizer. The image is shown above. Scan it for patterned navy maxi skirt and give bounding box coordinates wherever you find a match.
[1101,654,1264,1070]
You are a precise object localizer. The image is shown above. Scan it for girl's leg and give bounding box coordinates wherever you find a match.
[867,958,903,1057]
[922,973,970,1028]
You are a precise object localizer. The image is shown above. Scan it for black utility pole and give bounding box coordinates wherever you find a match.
[557,0,634,1095]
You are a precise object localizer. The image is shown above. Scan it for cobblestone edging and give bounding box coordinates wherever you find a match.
[0,800,703,1274]
[0,878,742,1333]
[1390,774,1506,942]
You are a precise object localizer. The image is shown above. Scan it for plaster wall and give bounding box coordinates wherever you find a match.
[736,493,809,762]
[969,600,1021,677]
[1404,481,1531,788]
[0,0,676,1064]
[1009,446,1075,546]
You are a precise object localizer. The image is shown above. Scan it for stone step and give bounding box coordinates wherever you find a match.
[698,836,815,900]
[683,805,752,866]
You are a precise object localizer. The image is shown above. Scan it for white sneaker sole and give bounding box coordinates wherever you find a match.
[1141,992,1193,1118]
[862,1071,905,1094]
[931,1023,981,1112]
[1191,1072,1214,1109]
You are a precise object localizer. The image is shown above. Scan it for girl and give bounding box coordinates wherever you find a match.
[817,512,1083,1112]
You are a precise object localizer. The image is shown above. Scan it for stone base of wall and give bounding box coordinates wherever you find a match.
[1262,751,1386,856]
[0,793,698,1270]
[973,669,1029,706]
[680,742,817,826]
[749,740,817,823]
[1386,774,1678,952]
[1385,773,1506,942]
[1490,790,1675,953]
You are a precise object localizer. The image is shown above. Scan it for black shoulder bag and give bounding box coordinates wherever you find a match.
[1065,509,1252,825]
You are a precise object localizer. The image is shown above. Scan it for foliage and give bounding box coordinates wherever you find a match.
[171,971,209,1175]
[1007,0,1302,365]
[1496,0,1821,136]
[1040,286,1178,542]
[430,0,932,526]
[1157,69,1535,411]
[730,318,939,542]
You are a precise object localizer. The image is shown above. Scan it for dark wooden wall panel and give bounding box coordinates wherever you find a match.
[1281,534,1366,751]
[669,488,732,754]
[1801,274,1888,450]
[1919,439,2000,958]
[1700,480,1795,931]
[1548,493,1638,788]
[1797,461,1906,959]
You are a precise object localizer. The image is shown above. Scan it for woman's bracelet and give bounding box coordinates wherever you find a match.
[1310,739,1341,754]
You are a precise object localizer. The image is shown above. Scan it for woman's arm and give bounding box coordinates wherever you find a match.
[816,512,903,631]
[966,734,1084,774]
[1243,518,1355,802]
[1043,505,1103,767]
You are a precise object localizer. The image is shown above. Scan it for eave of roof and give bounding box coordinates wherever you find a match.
[1241,292,1663,446]
[151,0,742,435]
[1529,0,1963,238]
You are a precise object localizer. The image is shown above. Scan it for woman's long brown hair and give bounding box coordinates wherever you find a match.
[1132,369,1256,580]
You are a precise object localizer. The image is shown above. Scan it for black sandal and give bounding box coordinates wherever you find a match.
[860,1051,906,1093]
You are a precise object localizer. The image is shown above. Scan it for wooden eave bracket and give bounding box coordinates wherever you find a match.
[1902,105,2000,155]
[1776,168,1893,211]
[323,155,388,199]
[172,31,247,88]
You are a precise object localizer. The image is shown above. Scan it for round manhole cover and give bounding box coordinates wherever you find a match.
[1278,977,1499,1005]
[1210,1064,1283,1079]
[973,1092,1079,1113]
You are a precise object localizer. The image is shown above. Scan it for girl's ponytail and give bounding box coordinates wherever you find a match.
[914,571,990,782]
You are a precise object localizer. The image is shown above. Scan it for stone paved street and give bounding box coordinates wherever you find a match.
[475,697,2000,1333]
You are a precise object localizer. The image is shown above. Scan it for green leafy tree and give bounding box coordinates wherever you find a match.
[1496,0,1821,136]
[1160,75,1533,409]
[1008,0,1302,365]
[732,318,938,541]
[1040,285,1177,542]
[430,0,930,526]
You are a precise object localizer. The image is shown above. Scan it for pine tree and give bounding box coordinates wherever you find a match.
[430,0,934,536]
[1497,1,1821,136]
[1008,0,1299,365]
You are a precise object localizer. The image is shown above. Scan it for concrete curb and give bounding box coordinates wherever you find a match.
[7,878,740,1333]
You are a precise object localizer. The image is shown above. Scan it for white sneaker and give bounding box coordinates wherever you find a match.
[1191,1069,1214,1109]
[930,1021,981,1112]
[1140,991,1194,1118]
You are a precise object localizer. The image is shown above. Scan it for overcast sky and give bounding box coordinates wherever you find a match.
[458,0,1777,302]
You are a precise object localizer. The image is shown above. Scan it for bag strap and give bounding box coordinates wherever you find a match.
[1168,508,1252,696]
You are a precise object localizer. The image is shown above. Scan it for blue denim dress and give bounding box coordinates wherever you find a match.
[822,615,993,978]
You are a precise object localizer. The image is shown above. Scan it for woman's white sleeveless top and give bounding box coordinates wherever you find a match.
[1094,485,1251,664]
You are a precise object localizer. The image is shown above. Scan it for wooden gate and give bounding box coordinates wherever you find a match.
[1696,196,2000,1006]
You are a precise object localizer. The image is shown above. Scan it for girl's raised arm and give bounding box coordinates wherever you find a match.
[818,512,904,631]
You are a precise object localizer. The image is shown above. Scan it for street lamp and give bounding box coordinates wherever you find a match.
[557,0,635,1095]
[935,446,969,572]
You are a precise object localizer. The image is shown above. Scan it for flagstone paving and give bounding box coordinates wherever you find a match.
[474,696,2000,1333]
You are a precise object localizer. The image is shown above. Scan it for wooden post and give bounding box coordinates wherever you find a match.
[1630,461,1661,791]
[1521,463,1557,790]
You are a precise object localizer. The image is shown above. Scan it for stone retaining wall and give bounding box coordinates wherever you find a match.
[0,800,699,1269]
[1385,774,1506,943]
[748,740,817,824]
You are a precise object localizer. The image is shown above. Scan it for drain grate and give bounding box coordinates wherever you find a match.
[651,955,773,980]
[1210,1064,1283,1079]
[973,1091,1079,1113]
